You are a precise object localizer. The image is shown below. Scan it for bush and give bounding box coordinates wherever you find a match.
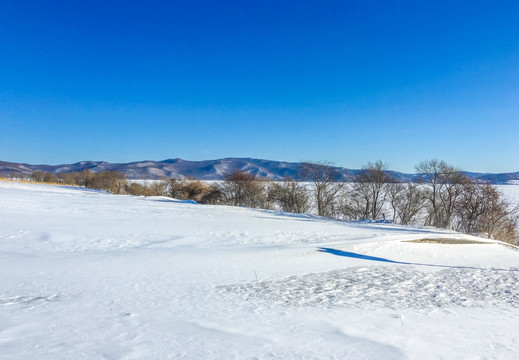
[167,178,223,204]
[85,171,127,194]
[218,170,271,208]
[270,178,310,213]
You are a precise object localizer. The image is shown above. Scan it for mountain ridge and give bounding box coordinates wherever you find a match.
[1,158,518,183]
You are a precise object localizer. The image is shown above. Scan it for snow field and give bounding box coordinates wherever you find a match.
[1,181,519,359]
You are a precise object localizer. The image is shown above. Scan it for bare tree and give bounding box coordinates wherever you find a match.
[339,187,367,221]
[437,169,467,229]
[457,180,518,243]
[455,180,490,233]
[387,181,403,222]
[270,177,310,213]
[388,182,425,225]
[347,161,392,220]
[298,161,344,217]
[416,159,467,229]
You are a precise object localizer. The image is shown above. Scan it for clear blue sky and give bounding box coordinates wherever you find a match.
[1,0,518,173]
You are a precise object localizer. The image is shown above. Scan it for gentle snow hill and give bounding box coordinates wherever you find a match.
[1,181,518,359]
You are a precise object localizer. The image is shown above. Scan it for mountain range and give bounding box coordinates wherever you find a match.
[1,158,518,184]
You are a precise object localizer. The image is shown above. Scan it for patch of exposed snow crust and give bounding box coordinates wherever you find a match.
[221,266,519,309]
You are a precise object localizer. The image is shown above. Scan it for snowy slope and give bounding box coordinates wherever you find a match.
[1,181,518,359]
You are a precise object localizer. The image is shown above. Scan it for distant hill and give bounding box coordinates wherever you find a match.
[1,158,518,184]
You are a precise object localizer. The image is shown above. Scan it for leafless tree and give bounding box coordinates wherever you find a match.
[457,180,518,243]
[339,188,367,221]
[270,177,310,213]
[388,182,425,225]
[346,161,392,220]
[387,181,402,222]
[416,159,467,229]
[298,161,344,217]
[455,180,490,233]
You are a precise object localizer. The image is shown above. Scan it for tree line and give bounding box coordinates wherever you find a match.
[5,160,517,244]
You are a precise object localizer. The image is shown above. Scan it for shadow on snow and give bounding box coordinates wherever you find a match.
[317,247,518,272]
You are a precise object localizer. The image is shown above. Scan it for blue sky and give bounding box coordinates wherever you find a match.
[1,0,518,173]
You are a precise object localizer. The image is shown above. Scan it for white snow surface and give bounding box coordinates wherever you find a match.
[1,181,519,359]
[499,184,519,205]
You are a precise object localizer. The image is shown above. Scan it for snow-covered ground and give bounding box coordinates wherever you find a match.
[499,184,519,205]
[1,181,518,359]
